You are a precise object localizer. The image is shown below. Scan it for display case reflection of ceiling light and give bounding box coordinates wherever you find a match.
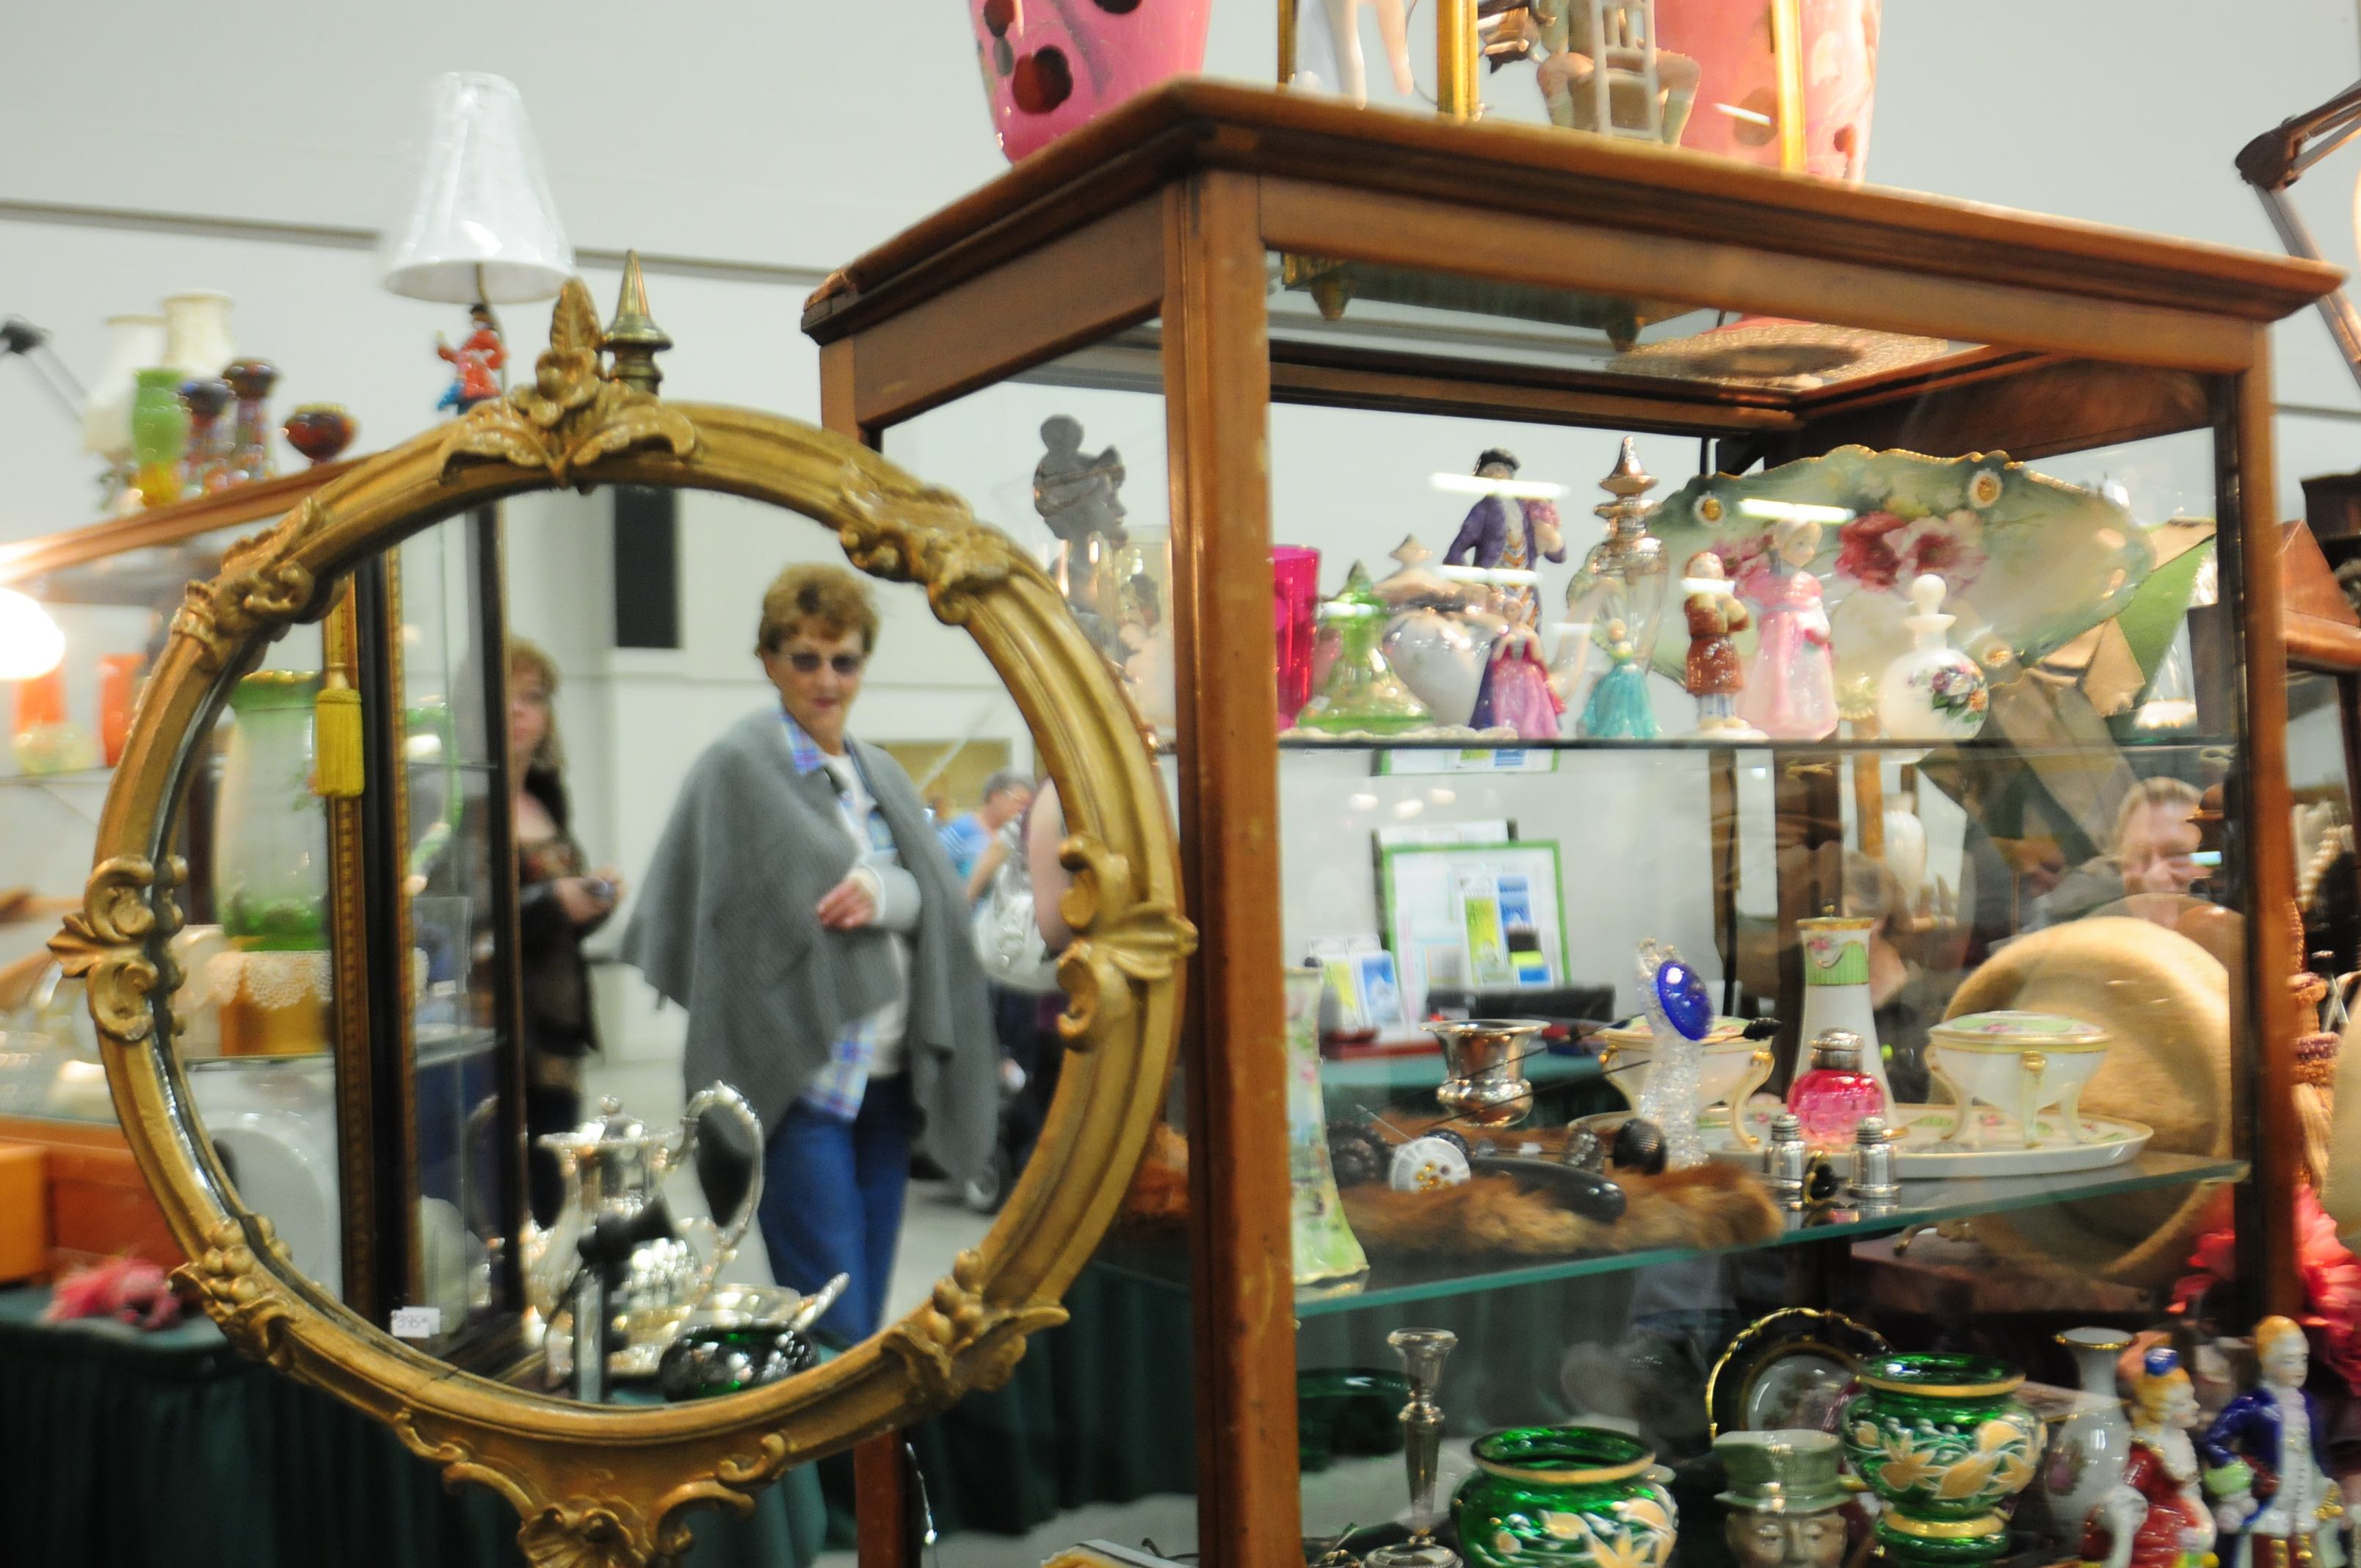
[1430,472,1567,501]
[1736,498,1854,525]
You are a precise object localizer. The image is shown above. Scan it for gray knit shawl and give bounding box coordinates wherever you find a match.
[618,707,999,1180]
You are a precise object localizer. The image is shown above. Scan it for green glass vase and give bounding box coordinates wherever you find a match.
[1294,562,1432,736]
[1839,1353,2045,1568]
[129,367,189,509]
[1453,1426,1676,1568]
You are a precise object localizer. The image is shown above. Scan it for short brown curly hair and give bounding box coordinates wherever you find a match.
[756,563,879,656]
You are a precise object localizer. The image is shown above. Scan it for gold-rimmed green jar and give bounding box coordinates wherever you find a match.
[1452,1426,1676,1568]
[1838,1353,2045,1567]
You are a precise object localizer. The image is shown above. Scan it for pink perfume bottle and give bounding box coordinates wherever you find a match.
[1786,1029,1885,1151]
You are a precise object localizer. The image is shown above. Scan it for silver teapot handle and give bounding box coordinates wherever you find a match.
[676,1082,764,1307]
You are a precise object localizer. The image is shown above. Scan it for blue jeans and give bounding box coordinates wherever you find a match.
[758,1075,914,1346]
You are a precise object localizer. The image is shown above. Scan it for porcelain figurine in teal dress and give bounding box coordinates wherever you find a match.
[1578,617,1658,739]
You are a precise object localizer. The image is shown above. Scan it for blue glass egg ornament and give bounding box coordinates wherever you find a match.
[1654,957,1712,1041]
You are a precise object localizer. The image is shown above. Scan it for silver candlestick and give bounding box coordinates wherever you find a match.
[1368,1327,1462,1568]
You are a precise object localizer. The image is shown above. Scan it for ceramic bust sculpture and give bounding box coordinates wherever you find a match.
[2202,1316,2343,1568]
[1033,414,1128,626]
[1738,518,1838,741]
[1876,573,1989,741]
[1716,1430,1852,1568]
[2082,1348,2216,1568]
[1683,551,1761,738]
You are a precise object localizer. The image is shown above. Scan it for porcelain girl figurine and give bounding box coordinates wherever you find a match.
[1578,617,1658,739]
[2083,1348,2217,1568]
[1682,551,1760,737]
[1738,518,1838,741]
[1473,598,1564,738]
[2202,1317,2344,1568]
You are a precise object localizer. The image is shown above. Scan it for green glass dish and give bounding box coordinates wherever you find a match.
[1838,1353,2045,1568]
[1452,1426,1675,1568]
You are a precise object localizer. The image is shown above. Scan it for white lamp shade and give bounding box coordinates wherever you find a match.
[0,587,65,680]
[381,72,573,305]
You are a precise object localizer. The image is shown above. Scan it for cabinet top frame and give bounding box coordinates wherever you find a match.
[801,81,2340,443]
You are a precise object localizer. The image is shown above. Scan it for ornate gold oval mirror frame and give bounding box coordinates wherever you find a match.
[51,273,1194,1568]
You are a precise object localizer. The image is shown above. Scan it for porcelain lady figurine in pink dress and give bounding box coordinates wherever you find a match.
[1737,518,1838,740]
[1473,600,1564,738]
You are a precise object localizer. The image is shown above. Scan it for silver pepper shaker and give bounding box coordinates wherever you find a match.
[1852,1114,1902,1207]
[1764,1111,1810,1206]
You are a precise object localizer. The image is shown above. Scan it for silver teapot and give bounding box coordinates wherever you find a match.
[524,1084,762,1391]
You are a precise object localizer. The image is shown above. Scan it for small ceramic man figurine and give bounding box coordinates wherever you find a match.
[2202,1316,2345,1568]
[1682,550,1761,736]
[437,303,505,413]
[1445,447,1566,620]
[1033,414,1129,625]
[1715,1430,1854,1568]
[2083,1348,2218,1568]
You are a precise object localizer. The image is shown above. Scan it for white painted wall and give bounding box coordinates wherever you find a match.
[5,3,2361,1038]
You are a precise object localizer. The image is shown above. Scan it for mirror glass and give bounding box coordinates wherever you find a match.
[156,489,1042,1408]
[2288,669,2357,976]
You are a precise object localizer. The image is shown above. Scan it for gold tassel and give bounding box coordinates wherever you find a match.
[313,665,364,799]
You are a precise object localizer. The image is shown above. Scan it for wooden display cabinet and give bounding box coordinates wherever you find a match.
[806,83,2341,1568]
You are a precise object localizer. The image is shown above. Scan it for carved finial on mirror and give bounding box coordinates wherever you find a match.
[603,250,672,396]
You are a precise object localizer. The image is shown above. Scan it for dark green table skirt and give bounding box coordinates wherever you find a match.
[0,1287,821,1568]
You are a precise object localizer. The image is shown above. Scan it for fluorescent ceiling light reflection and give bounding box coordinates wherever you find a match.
[1714,102,1773,126]
[0,587,66,680]
[1737,498,1854,524]
[1431,473,1567,501]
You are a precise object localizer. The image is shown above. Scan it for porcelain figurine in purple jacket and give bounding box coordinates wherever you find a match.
[1444,447,1565,617]
[2200,1316,2346,1568]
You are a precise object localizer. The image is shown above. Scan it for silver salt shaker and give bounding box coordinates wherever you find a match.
[1851,1114,1902,1206]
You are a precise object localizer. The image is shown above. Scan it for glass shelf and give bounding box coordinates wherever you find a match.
[1277,733,2236,757]
[1093,1153,2246,1318]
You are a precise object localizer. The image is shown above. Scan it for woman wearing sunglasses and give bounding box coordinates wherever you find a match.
[621,564,998,1344]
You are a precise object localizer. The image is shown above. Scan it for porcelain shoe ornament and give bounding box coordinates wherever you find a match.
[1877,573,1988,741]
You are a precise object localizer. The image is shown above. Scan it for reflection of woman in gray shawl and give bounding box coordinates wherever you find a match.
[620,565,997,1343]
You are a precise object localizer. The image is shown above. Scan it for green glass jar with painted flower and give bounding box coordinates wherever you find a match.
[1452,1426,1675,1568]
[1839,1353,2045,1567]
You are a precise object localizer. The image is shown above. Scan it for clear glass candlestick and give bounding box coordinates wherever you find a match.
[1366,1327,1462,1568]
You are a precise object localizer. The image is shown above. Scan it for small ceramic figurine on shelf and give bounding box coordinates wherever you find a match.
[1738,517,1838,741]
[1034,414,1128,631]
[1634,938,1715,1169]
[1576,614,1658,739]
[2202,1316,2344,1568]
[1716,1431,1853,1568]
[437,302,506,414]
[1876,573,1989,741]
[2082,1348,2216,1568]
[1682,551,1763,737]
[177,377,232,496]
[1446,447,1565,621]
[1472,598,1564,738]
[221,357,278,482]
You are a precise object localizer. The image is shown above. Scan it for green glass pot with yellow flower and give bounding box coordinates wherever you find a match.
[1839,1353,2045,1568]
[1453,1426,1676,1568]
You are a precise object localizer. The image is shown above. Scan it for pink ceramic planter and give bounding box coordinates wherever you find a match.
[970,0,1212,163]
[1657,0,1881,181]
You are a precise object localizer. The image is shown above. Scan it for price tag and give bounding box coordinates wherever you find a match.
[390,1306,443,1340]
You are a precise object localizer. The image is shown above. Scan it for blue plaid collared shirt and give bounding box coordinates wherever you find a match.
[782,710,884,1122]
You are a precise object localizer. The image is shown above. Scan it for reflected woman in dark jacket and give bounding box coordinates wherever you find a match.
[509,639,622,1224]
